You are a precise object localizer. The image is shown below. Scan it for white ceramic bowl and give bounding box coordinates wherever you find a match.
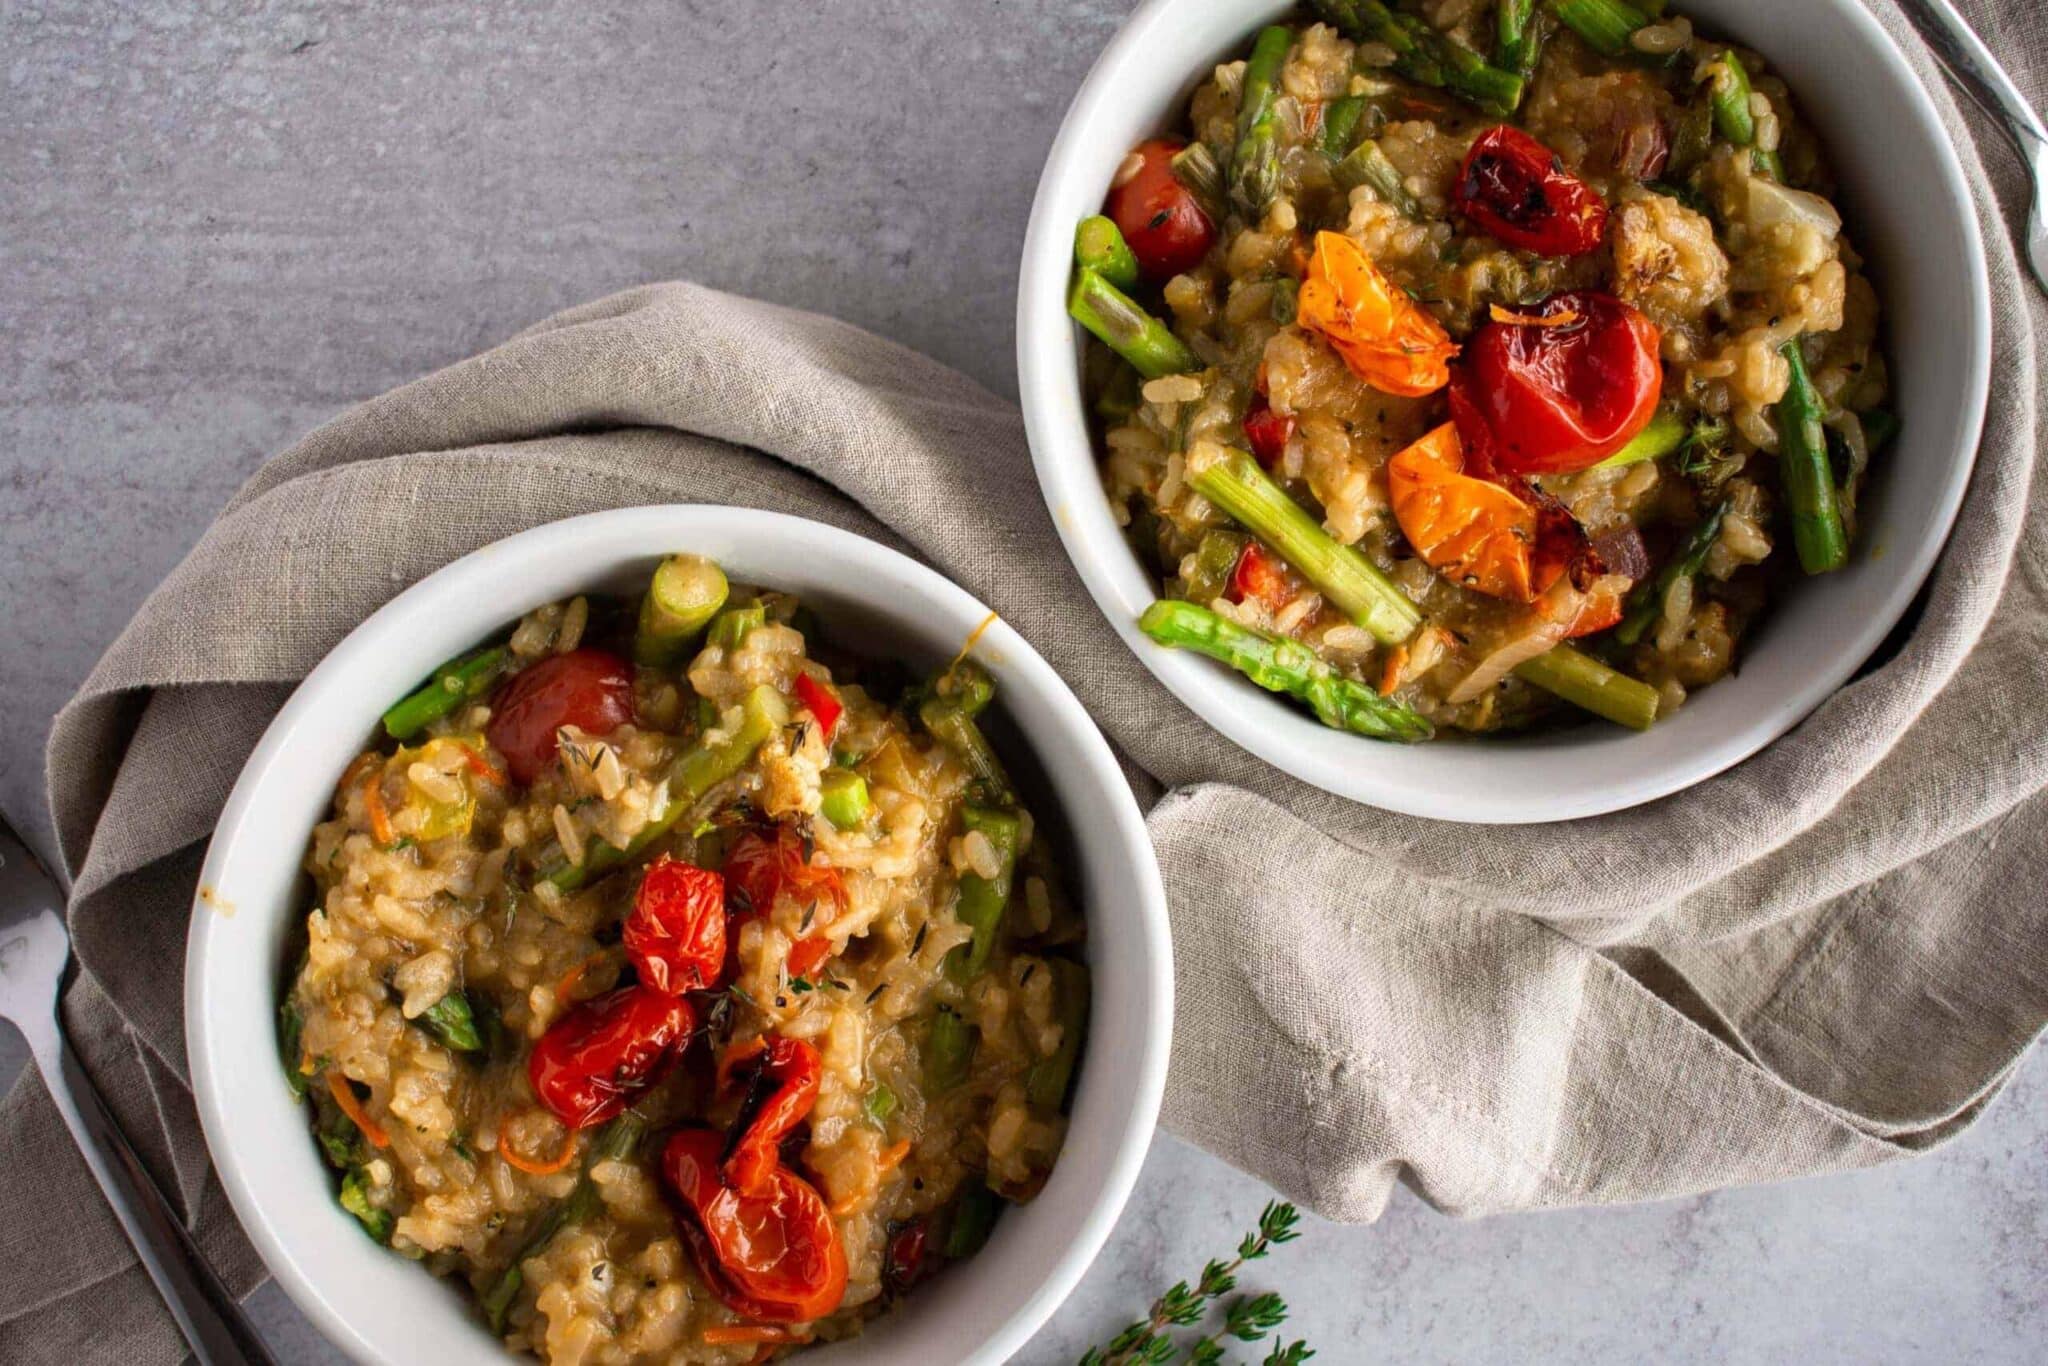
[1018,0,1989,822]
[186,506,1172,1365]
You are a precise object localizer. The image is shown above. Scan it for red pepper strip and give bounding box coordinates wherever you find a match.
[791,673,842,738]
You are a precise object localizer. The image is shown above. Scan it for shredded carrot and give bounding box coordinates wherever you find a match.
[455,740,506,786]
[553,951,606,1008]
[828,1192,863,1217]
[498,1124,579,1176]
[1379,644,1409,698]
[876,1138,913,1174]
[361,771,395,847]
[701,1325,812,1347]
[326,1071,389,1148]
[1489,302,1580,328]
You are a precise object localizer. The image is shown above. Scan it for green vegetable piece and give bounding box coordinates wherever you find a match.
[1095,363,1142,424]
[934,657,996,717]
[635,554,729,668]
[819,768,871,830]
[1169,140,1225,221]
[1547,0,1652,59]
[1512,645,1661,731]
[924,1007,977,1092]
[707,602,767,653]
[1068,267,1202,380]
[942,1180,1002,1260]
[339,1169,394,1245]
[863,1082,898,1126]
[1026,959,1090,1111]
[1859,409,1901,454]
[1311,1,1525,115]
[1708,48,1758,145]
[1593,410,1690,469]
[415,990,483,1054]
[481,1116,645,1333]
[1231,26,1295,213]
[279,997,309,1101]
[919,695,1015,807]
[1774,340,1849,574]
[1616,501,1729,646]
[1319,94,1370,157]
[1496,0,1549,81]
[1270,277,1299,325]
[1667,99,1715,179]
[546,684,789,892]
[1332,138,1421,217]
[1187,446,1422,645]
[1180,529,1248,607]
[1139,599,1433,741]
[949,806,1024,980]
[1074,215,1140,293]
[381,645,509,742]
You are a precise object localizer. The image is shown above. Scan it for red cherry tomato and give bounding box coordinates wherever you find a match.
[883,1219,932,1295]
[785,934,833,980]
[485,648,636,786]
[1452,290,1662,475]
[1228,542,1294,614]
[716,1034,823,1196]
[1242,391,1295,469]
[1105,138,1216,281]
[1452,126,1609,257]
[623,856,727,995]
[724,828,849,925]
[663,1127,849,1323]
[528,985,692,1129]
[791,673,842,738]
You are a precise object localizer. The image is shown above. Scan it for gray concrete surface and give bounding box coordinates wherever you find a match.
[2,0,2043,1361]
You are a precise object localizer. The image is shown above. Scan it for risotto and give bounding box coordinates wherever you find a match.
[1071,0,1895,738]
[278,553,1087,1362]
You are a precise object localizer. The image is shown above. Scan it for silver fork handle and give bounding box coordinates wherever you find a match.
[26,1027,277,1365]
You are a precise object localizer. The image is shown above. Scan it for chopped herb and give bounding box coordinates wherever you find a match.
[912,923,929,956]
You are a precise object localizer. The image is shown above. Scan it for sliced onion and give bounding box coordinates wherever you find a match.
[1447,615,1571,704]
[1745,178,1841,240]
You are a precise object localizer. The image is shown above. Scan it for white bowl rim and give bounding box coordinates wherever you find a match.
[1016,0,1991,823]
[186,504,1173,1365]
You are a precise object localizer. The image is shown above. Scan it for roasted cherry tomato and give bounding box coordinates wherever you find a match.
[883,1219,933,1295]
[791,673,842,738]
[1453,290,1662,475]
[485,648,636,786]
[663,1127,849,1323]
[1296,231,1458,397]
[528,985,692,1129]
[623,856,727,996]
[1227,542,1294,614]
[724,828,849,924]
[1242,390,1294,468]
[785,934,833,980]
[1105,138,1215,281]
[1452,126,1609,257]
[716,1034,823,1195]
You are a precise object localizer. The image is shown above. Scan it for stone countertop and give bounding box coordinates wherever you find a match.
[2,1,2042,1360]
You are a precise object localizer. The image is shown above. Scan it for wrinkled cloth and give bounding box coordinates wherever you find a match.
[8,1,2048,1359]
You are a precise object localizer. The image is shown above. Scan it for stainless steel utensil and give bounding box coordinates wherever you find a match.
[1896,0,2048,291]
[0,814,276,1365]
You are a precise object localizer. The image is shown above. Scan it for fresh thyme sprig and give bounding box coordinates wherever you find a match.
[1079,1201,1313,1366]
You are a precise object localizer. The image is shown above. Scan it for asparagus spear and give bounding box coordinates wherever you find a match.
[1180,529,1248,606]
[1319,94,1371,157]
[338,1168,394,1244]
[706,602,766,652]
[1310,0,1525,116]
[933,657,996,717]
[414,990,483,1053]
[1774,340,1849,574]
[941,1180,1002,1259]
[381,645,509,741]
[1170,141,1225,221]
[1547,0,1650,59]
[1593,410,1690,469]
[1186,446,1422,644]
[949,806,1023,980]
[1512,646,1661,731]
[1705,49,1783,178]
[1496,0,1551,83]
[819,768,870,829]
[279,997,309,1101]
[925,1007,977,1091]
[1232,25,1295,214]
[1074,215,1140,293]
[920,694,1015,807]
[1068,268,1202,379]
[635,554,729,668]
[1026,958,1090,1110]
[1616,501,1729,646]
[1332,138,1421,218]
[481,1116,646,1333]
[1139,599,1433,741]
[544,683,789,892]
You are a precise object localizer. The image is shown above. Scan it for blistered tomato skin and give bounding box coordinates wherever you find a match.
[716,1034,824,1196]
[663,1127,850,1323]
[623,856,728,995]
[1105,138,1216,281]
[485,648,636,786]
[1455,290,1662,475]
[528,985,692,1129]
[1453,126,1610,257]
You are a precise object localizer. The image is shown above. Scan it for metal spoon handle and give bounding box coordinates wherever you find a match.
[27,1026,277,1366]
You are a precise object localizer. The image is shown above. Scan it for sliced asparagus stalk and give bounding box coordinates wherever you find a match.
[481,1116,646,1332]
[1026,958,1091,1111]
[634,554,728,667]
[1593,410,1690,469]
[1512,645,1661,731]
[1774,340,1849,573]
[1616,501,1729,646]
[1231,25,1295,213]
[1068,267,1201,379]
[949,806,1023,980]
[381,645,509,741]
[1074,215,1140,292]
[1310,0,1525,115]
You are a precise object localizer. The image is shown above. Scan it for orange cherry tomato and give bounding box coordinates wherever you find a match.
[1242,390,1294,468]
[1227,542,1295,614]
[1105,138,1216,281]
[486,648,636,786]
[528,985,692,1129]
[791,674,842,738]
[1295,231,1458,397]
[1452,126,1609,257]
[663,1127,849,1323]
[716,1034,823,1196]
[1454,290,1662,475]
[1387,424,1545,602]
[623,856,727,996]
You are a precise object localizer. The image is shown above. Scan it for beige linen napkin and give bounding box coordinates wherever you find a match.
[7,1,2046,1359]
